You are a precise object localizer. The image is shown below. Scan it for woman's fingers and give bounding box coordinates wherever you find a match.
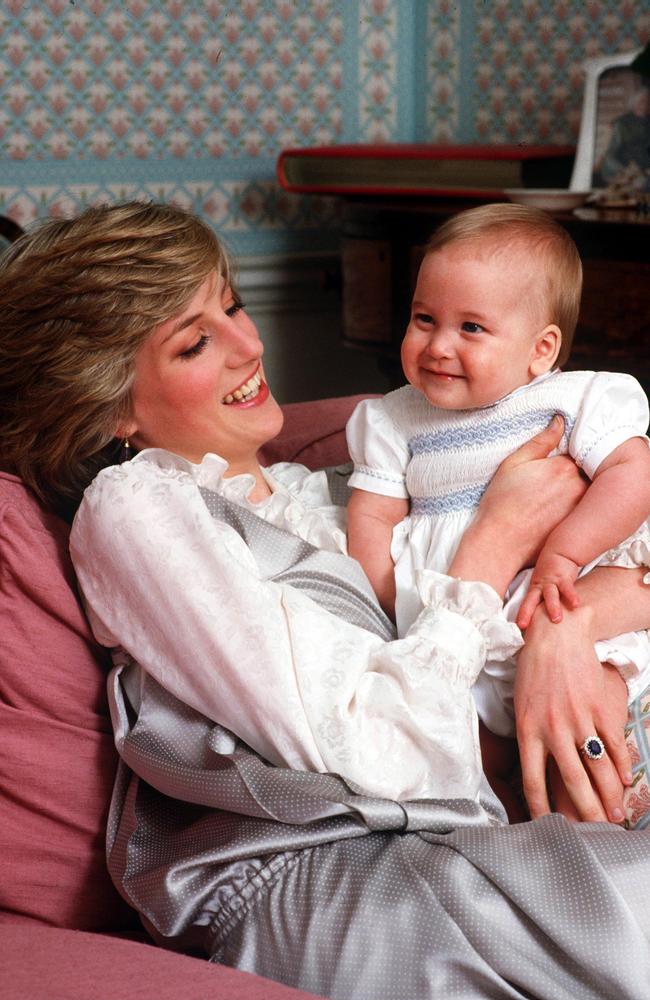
[523,715,628,824]
[502,414,564,467]
[518,736,551,817]
[545,738,609,823]
[518,724,608,823]
[526,726,627,823]
[580,749,626,823]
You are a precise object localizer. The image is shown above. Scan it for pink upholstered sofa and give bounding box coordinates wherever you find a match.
[0,395,369,1000]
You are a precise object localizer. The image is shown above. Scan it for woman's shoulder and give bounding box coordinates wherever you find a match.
[73,451,216,543]
[81,450,199,505]
[71,449,257,575]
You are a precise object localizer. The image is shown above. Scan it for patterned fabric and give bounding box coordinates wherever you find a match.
[348,370,649,514]
[198,486,394,640]
[102,494,650,997]
[625,681,650,830]
[347,370,650,735]
[70,448,523,804]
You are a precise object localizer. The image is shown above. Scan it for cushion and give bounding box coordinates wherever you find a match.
[0,396,370,934]
[0,924,324,999]
[260,393,373,469]
[0,473,138,932]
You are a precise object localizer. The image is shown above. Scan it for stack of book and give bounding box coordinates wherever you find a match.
[277,144,575,198]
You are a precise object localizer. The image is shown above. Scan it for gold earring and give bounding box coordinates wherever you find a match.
[119,437,133,463]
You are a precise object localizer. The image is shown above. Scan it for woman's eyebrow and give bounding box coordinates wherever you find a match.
[161,311,202,344]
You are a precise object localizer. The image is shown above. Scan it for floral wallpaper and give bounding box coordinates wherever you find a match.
[425,0,649,142]
[0,0,356,252]
[0,0,648,254]
[3,0,344,160]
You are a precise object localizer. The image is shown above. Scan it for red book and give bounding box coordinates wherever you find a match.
[277,143,575,197]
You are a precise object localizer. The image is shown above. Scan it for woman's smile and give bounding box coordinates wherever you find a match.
[222,366,266,405]
[124,273,284,472]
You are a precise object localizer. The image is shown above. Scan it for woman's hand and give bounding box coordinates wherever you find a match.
[452,417,587,597]
[515,602,631,823]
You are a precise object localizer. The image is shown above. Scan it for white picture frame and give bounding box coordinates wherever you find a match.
[570,49,649,191]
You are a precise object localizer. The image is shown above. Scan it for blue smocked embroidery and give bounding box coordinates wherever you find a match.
[411,483,488,516]
[409,409,574,456]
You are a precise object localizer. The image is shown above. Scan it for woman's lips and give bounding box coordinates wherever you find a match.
[223,368,263,404]
[235,379,269,408]
[223,373,269,409]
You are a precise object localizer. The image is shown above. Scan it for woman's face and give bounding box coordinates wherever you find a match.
[123,272,284,473]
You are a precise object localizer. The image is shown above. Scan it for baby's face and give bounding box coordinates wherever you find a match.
[401,244,552,410]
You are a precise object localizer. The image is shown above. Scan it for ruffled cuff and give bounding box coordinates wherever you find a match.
[416,569,523,658]
[406,570,523,687]
[597,521,650,585]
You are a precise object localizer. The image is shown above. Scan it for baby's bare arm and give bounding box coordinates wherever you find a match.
[518,437,650,627]
[347,488,409,619]
[545,438,650,565]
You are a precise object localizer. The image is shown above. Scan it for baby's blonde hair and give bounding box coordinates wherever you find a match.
[0,201,231,513]
[425,203,582,366]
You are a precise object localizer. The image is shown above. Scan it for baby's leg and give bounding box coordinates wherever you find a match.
[479,722,528,823]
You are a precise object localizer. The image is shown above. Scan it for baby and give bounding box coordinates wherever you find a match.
[346,203,650,814]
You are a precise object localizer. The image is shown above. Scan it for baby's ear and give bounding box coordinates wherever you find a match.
[529,324,561,376]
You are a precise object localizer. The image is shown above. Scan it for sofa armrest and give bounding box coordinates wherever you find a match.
[0,924,324,999]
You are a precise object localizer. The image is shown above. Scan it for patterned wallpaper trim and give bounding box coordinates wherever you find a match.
[424,0,461,142]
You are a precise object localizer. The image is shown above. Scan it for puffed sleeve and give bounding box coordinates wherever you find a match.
[70,460,522,803]
[346,396,410,498]
[568,371,650,479]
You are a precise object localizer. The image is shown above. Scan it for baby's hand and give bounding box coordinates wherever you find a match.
[516,550,581,629]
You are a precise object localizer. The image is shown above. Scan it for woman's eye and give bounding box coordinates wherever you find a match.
[225,299,244,318]
[179,334,209,360]
[462,321,484,334]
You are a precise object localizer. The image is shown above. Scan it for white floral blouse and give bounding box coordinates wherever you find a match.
[70,449,522,804]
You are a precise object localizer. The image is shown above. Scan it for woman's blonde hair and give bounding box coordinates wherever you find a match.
[0,201,231,513]
[425,202,583,366]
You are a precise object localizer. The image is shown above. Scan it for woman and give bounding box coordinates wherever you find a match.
[1,202,649,999]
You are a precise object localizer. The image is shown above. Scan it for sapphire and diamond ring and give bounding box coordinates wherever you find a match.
[581,735,606,761]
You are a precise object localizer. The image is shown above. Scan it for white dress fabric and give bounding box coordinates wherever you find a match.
[70,448,523,806]
[347,369,650,735]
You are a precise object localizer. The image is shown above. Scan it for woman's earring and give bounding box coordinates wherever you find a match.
[119,437,133,463]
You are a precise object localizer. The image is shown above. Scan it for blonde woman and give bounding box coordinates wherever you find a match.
[1,202,649,1000]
